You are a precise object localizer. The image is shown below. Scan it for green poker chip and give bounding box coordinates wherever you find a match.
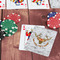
[1,19,18,36]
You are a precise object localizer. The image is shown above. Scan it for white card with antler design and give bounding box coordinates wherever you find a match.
[25,27,57,57]
[19,24,45,51]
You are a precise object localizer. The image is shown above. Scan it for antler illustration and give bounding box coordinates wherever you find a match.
[33,39,49,47]
[35,33,52,44]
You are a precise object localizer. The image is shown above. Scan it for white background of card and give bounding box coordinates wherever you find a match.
[19,24,45,50]
[0,0,5,9]
[28,0,50,9]
[7,0,27,9]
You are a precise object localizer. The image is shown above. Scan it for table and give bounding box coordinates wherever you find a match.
[0,9,60,60]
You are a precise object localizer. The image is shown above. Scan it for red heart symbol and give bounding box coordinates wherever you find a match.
[0,6,1,8]
[47,13,60,29]
[21,3,24,5]
[42,3,45,5]
[25,4,27,5]
[0,1,1,3]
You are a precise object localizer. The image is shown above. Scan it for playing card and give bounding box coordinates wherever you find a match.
[25,27,57,57]
[19,24,45,50]
[0,0,5,9]
[7,0,27,9]
[50,0,60,8]
[28,0,50,9]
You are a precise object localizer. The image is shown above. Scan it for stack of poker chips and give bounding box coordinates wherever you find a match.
[0,13,21,40]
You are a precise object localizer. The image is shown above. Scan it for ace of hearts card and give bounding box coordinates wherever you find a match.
[0,0,5,9]
[28,0,50,9]
[7,0,27,9]
[25,27,57,57]
[19,24,45,50]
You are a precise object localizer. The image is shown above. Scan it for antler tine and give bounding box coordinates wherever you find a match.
[44,36,52,42]
[46,35,48,39]
[35,33,42,37]
[48,37,52,40]
[35,33,38,37]
[38,33,42,36]
[44,37,52,41]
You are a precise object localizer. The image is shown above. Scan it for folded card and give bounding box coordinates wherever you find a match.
[25,27,57,57]
[19,24,45,50]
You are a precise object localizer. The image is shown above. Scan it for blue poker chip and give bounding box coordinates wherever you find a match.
[47,12,57,19]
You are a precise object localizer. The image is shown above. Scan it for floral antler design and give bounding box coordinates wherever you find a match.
[35,33,52,44]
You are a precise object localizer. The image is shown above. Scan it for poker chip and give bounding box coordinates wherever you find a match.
[47,13,60,29]
[0,30,6,40]
[47,12,57,19]
[0,20,2,25]
[0,20,2,24]
[0,20,2,29]
[3,16,7,21]
[3,13,21,24]
[1,19,18,36]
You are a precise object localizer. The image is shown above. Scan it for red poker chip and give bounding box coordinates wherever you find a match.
[3,16,7,21]
[47,13,60,29]
[3,13,21,24]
